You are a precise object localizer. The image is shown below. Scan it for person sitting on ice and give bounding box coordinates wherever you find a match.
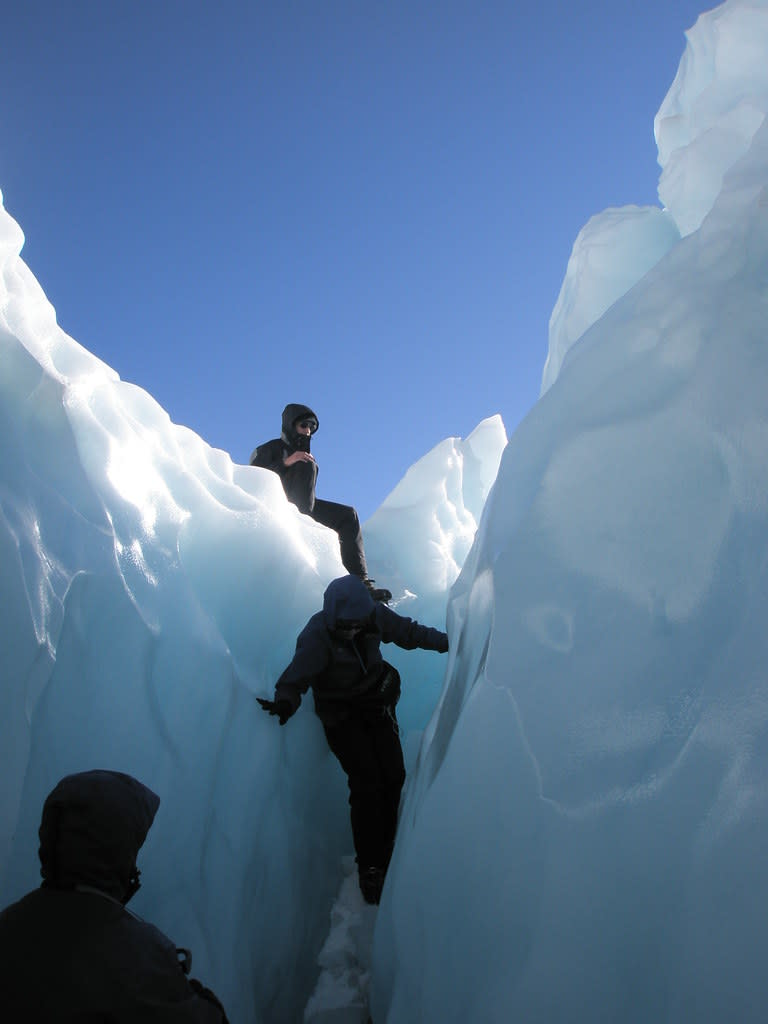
[0,769,229,1023]
[250,403,391,602]
[258,574,448,905]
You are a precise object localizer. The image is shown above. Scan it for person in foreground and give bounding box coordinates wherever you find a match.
[0,769,228,1023]
[258,574,448,904]
[250,403,391,602]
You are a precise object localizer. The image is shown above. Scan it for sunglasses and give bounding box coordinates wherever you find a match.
[335,618,366,636]
[298,420,317,431]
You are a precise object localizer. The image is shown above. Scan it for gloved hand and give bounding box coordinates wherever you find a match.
[257,697,295,725]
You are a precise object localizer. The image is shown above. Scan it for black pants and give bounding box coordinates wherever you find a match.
[323,709,406,871]
[311,498,368,578]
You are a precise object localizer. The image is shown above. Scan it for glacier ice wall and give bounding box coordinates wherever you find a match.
[542,204,680,394]
[372,2,768,1021]
[655,0,768,237]
[543,0,768,397]
[0,187,505,1021]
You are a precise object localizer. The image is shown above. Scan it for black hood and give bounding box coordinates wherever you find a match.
[281,403,319,450]
[38,770,160,903]
[323,575,375,629]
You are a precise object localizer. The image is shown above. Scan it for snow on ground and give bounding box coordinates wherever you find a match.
[303,858,377,1024]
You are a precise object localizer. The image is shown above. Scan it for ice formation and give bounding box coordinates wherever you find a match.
[3,0,768,1021]
[0,185,504,1021]
[372,2,768,1021]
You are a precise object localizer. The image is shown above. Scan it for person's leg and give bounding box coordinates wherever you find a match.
[368,709,406,870]
[323,712,405,872]
[311,498,368,578]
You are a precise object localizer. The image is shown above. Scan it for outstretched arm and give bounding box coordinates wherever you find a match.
[376,605,448,653]
[259,618,330,724]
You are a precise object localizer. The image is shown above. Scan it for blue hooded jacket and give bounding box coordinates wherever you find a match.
[275,575,448,720]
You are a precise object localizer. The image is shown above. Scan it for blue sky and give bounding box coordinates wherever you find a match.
[2,0,706,521]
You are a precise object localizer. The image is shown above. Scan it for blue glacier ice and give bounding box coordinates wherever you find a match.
[373,2,768,1021]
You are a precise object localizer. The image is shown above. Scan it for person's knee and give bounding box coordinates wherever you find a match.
[348,776,380,798]
[347,775,392,804]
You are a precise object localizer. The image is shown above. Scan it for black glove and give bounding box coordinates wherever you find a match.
[437,633,449,653]
[257,697,295,725]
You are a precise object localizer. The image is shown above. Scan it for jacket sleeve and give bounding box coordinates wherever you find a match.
[133,923,228,1023]
[250,438,284,473]
[250,439,317,514]
[274,619,331,709]
[376,606,448,653]
[280,460,317,514]
[134,922,227,1022]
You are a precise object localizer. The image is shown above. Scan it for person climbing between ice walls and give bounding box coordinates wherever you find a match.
[257,574,449,905]
[250,403,392,603]
[0,770,229,1023]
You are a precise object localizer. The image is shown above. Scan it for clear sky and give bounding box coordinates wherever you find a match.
[2,0,707,521]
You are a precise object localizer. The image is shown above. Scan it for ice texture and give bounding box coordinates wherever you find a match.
[544,0,768,397]
[542,204,680,395]
[655,0,768,236]
[372,2,768,1021]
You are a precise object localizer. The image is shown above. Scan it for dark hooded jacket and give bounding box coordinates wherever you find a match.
[0,770,225,1023]
[275,575,449,723]
[250,403,319,514]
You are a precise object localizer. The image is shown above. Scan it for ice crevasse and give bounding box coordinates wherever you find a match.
[0,184,505,1021]
[2,1,768,1022]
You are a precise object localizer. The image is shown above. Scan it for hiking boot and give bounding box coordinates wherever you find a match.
[362,578,392,604]
[359,866,386,905]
